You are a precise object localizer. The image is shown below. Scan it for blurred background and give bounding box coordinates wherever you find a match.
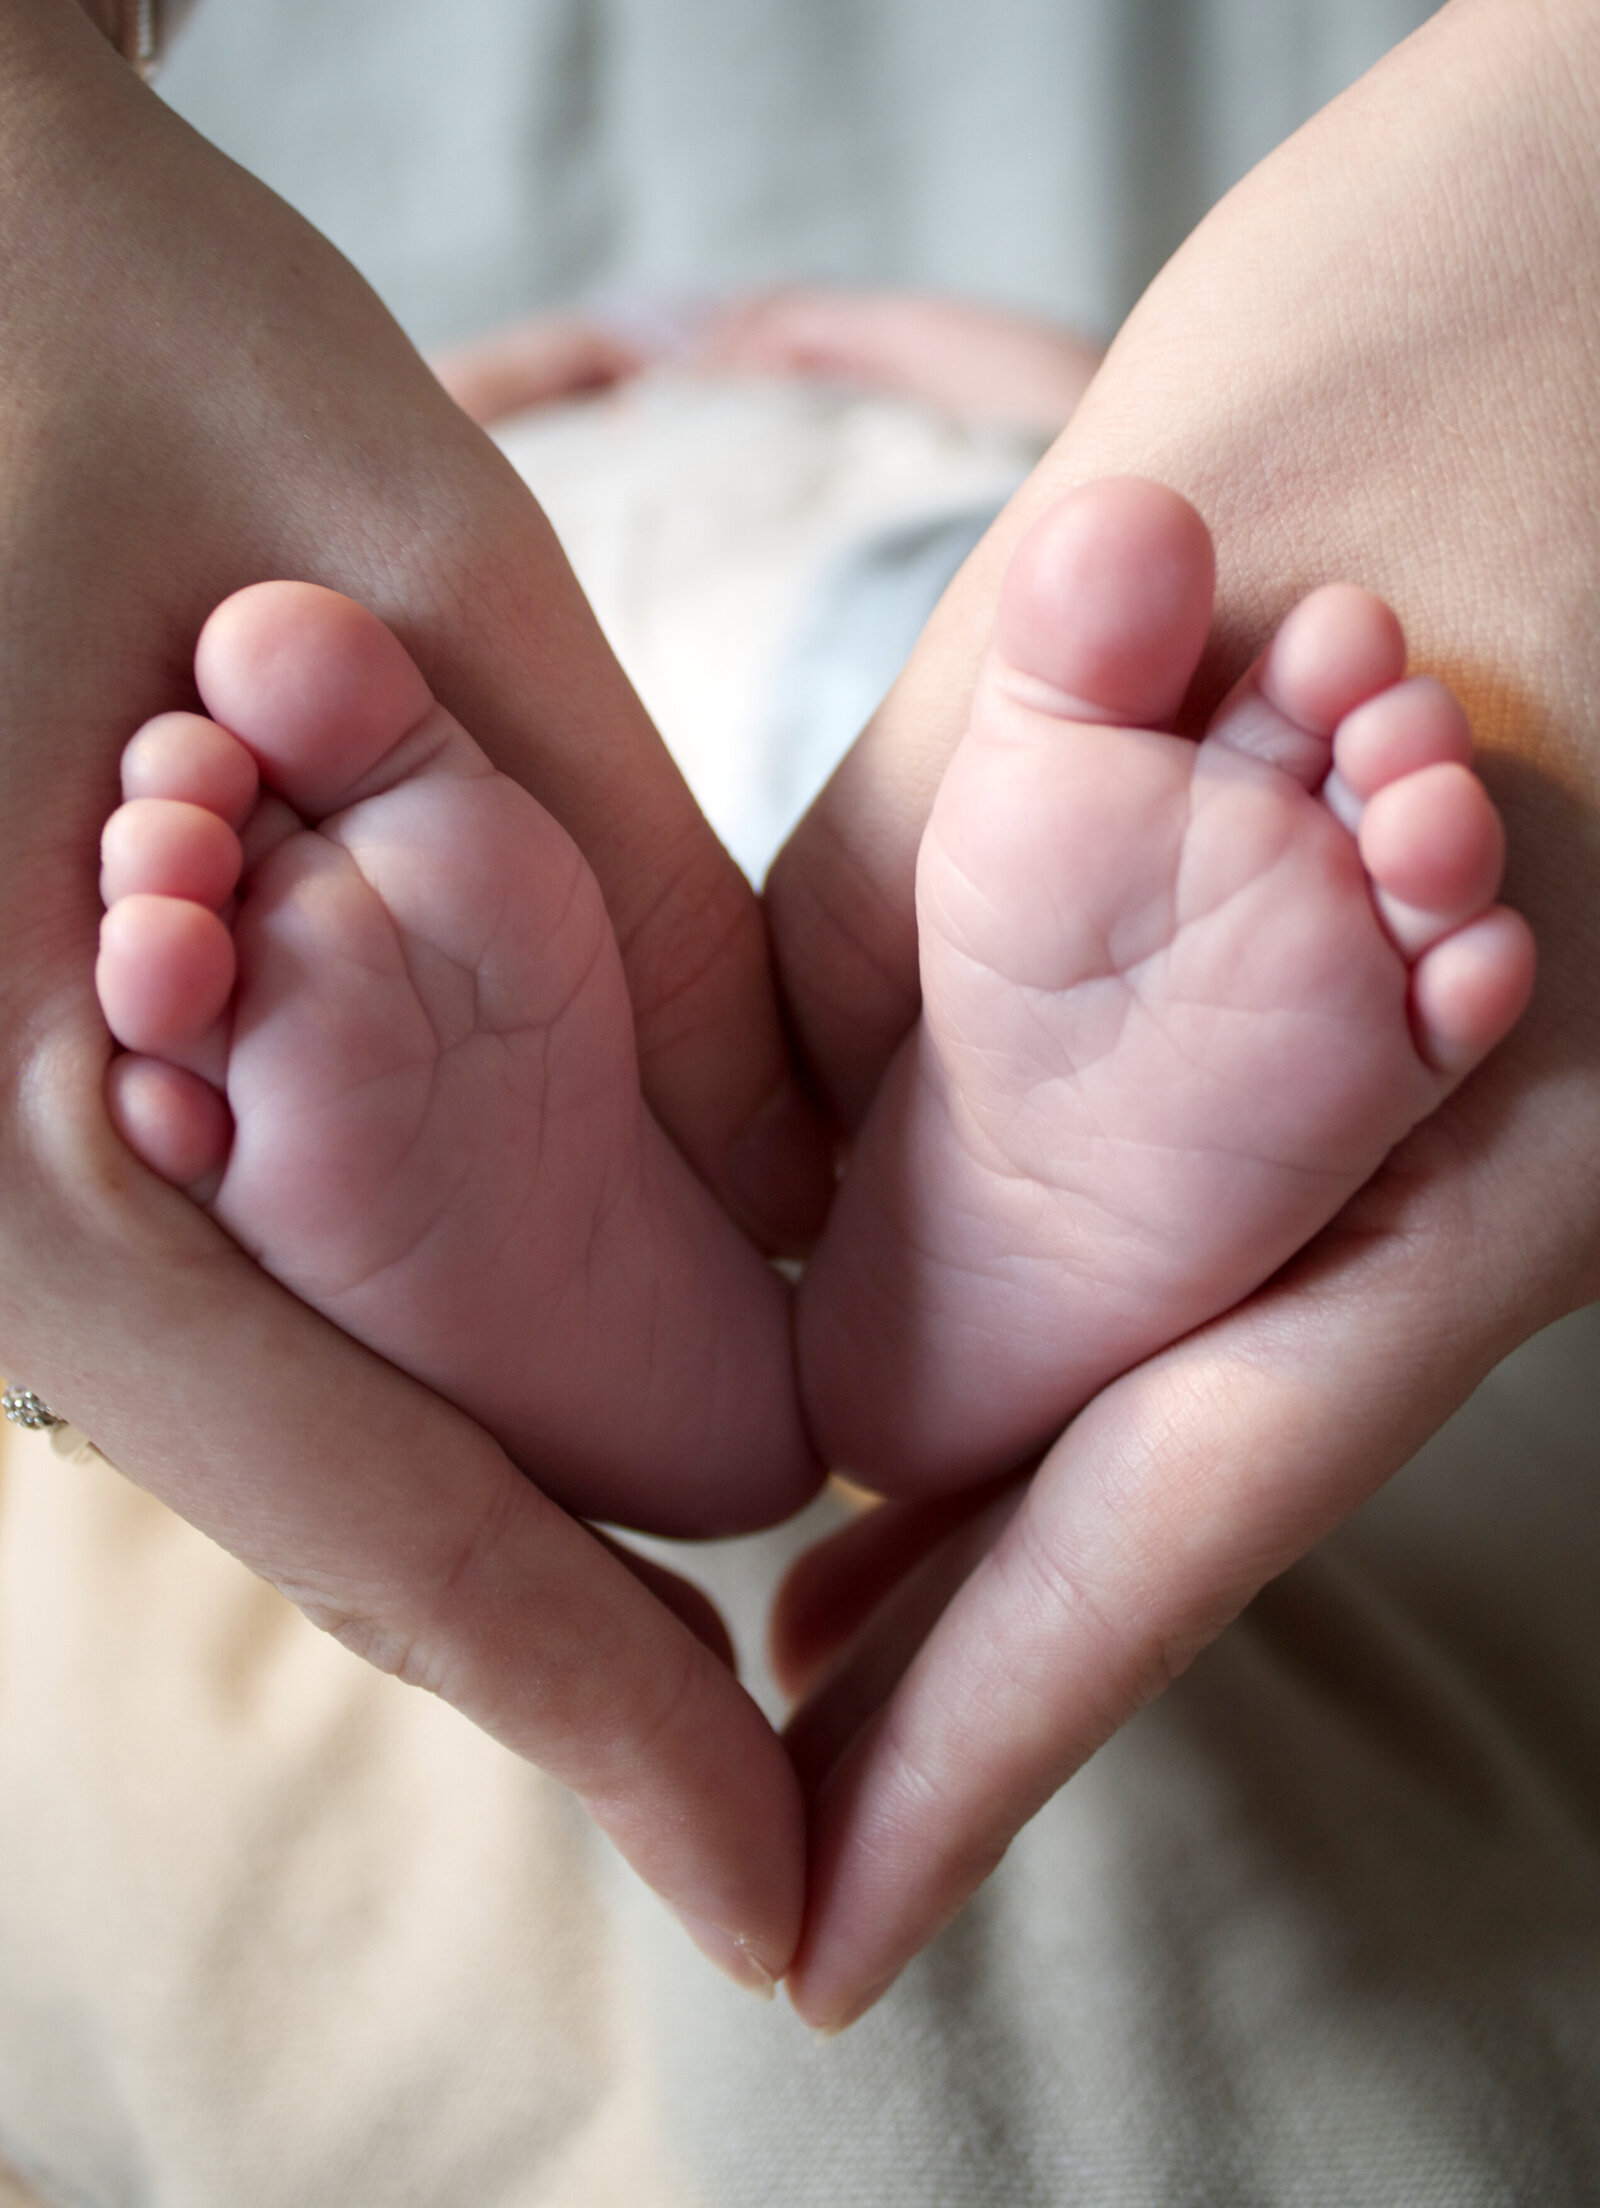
[160,0,1439,354]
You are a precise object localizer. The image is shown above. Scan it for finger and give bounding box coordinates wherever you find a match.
[593,1528,737,1672]
[782,1486,1023,1798]
[784,1064,1599,2030]
[4,1020,802,1998]
[769,1478,1020,1701]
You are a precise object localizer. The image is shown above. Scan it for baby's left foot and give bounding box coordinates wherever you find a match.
[799,479,1535,1495]
[95,582,817,1535]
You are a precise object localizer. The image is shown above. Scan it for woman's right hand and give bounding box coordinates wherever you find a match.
[0,0,826,1991]
[765,0,1600,2027]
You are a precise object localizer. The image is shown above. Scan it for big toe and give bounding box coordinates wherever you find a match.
[993,478,1216,728]
[195,582,438,819]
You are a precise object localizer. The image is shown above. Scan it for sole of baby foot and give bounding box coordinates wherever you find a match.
[798,478,1534,1496]
[97,583,818,1536]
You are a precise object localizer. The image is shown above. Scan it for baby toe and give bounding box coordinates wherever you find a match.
[1208,585,1407,787]
[1332,676,1473,801]
[100,798,243,909]
[1259,586,1406,737]
[120,712,260,825]
[1410,906,1536,1076]
[991,478,1215,729]
[195,583,438,819]
[1358,760,1505,957]
[97,894,236,1058]
[105,1055,232,1195]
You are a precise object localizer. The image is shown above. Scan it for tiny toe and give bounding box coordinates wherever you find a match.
[1208,585,1407,786]
[195,582,438,817]
[1260,586,1406,734]
[1359,761,1505,954]
[97,895,236,1057]
[1410,906,1536,1075]
[100,799,243,909]
[106,1054,232,1195]
[1333,676,1472,802]
[121,712,260,826]
[993,478,1216,728]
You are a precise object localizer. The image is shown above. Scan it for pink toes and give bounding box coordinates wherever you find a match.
[1330,693,1533,1072]
[993,479,1216,728]
[1410,907,1537,1075]
[97,895,235,1060]
[105,1055,233,1195]
[194,582,437,817]
[1357,761,1505,954]
[99,583,451,1197]
[1194,559,1534,1079]
[98,709,257,1186]
[120,711,260,825]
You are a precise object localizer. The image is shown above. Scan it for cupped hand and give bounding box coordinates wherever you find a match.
[767,0,1600,2027]
[0,0,833,1987]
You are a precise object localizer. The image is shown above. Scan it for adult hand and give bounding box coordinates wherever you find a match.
[0,0,831,1989]
[766,0,1600,2027]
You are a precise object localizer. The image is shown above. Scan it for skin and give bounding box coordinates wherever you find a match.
[0,0,836,1991]
[13,0,1594,2037]
[768,0,1600,2027]
[796,487,1530,1497]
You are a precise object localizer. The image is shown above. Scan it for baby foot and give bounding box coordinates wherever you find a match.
[798,479,1535,1495]
[97,583,817,1535]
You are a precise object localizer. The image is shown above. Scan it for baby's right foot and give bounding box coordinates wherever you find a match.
[799,479,1534,1496]
[96,584,818,1536]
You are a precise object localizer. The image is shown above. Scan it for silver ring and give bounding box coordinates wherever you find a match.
[2,1387,63,1432]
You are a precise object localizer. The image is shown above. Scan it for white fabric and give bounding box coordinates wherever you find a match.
[493,372,1038,880]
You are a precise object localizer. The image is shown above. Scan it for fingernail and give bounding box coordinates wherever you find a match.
[672,1910,779,2000]
[726,1080,836,1255]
